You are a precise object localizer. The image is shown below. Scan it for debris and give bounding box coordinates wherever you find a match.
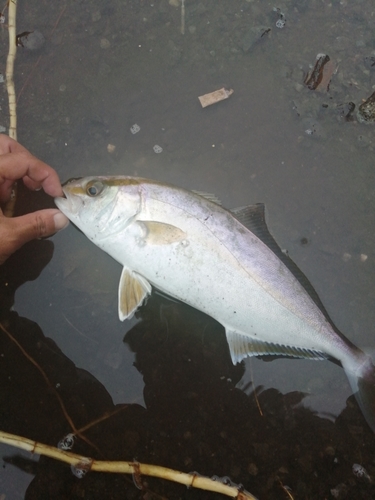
[153,145,163,153]
[107,144,116,153]
[352,463,372,482]
[198,88,234,108]
[301,117,326,140]
[336,101,355,121]
[273,7,286,29]
[130,124,141,134]
[241,26,271,53]
[304,54,335,91]
[17,30,45,50]
[58,433,75,451]
[357,90,375,124]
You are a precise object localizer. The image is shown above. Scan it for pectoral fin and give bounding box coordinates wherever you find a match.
[118,267,152,320]
[225,329,327,364]
[138,221,186,245]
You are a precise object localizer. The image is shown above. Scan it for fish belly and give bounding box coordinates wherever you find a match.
[105,215,352,365]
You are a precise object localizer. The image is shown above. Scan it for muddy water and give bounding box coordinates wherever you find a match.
[1,1,375,498]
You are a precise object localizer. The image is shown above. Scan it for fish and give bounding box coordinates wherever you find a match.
[55,176,375,432]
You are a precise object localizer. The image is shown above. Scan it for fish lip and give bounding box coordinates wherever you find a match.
[54,187,82,215]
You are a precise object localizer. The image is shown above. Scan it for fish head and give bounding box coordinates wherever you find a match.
[54,176,142,242]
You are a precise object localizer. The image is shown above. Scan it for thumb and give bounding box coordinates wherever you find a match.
[0,209,69,264]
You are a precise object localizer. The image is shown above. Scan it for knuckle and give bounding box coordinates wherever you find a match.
[33,213,48,237]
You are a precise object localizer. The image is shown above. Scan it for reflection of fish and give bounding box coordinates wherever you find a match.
[55,176,375,432]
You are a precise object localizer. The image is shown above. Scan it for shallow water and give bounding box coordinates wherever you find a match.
[1,0,375,498]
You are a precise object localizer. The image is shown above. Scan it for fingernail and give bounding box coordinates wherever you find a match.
[54,212,69,231]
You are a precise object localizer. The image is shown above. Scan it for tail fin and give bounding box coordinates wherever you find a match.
[344,357,375,433]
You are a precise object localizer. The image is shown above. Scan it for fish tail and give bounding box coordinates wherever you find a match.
[344,356,375,433]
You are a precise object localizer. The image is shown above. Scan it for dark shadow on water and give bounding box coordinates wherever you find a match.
[1,249,375,499]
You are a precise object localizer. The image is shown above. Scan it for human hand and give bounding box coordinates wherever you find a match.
[0,134,69,264]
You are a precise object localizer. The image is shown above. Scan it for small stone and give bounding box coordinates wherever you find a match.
[360,254,368,262]
[153,145,163,153]
[107,144,116,153]
[357,91,375,124]
[59,84,66,92]
[100,38,111,49]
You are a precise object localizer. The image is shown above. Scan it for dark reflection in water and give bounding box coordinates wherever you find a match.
[1,246,375,499]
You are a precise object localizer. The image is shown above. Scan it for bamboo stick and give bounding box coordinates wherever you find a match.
[0,430,258,499]
[6,0,17,140]
[3,0,17,217]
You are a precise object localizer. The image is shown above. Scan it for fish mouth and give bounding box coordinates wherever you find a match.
[54,186,83,215]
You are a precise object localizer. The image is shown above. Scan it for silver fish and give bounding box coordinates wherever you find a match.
[55,176,375,432]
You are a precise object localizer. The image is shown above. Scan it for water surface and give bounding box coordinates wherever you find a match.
[1,1,375,498]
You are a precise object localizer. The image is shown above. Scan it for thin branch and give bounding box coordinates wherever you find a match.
[0,430,258,499]
[6,0,16,140]
[3,0,17,217]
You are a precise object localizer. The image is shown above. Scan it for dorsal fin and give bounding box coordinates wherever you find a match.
[230,203,336,326]
[193,191,222,206]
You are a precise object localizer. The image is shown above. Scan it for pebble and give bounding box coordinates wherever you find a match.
[153,145,163,153]
[357,90,375,123]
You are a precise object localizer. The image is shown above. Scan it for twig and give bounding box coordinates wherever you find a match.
[249,359,263,417]
[3,0,17,217]
[0,322,98,452]
[6,0,16,140]
[0,430,258,499]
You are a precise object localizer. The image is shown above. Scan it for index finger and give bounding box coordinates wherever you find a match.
[0,150,63,197]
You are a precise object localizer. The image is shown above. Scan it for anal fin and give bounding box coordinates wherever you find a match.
[225,330,327,365]
[118,267,152,321]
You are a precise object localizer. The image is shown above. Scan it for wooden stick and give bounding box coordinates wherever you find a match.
[0,430,258,499]
[6,0,17,140]
[3,0,17,218]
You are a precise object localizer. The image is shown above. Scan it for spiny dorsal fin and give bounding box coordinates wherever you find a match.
[193,191,222,206]
[118,267,151,320]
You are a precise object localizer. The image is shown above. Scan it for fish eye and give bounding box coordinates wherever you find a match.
[86,180,104,197]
